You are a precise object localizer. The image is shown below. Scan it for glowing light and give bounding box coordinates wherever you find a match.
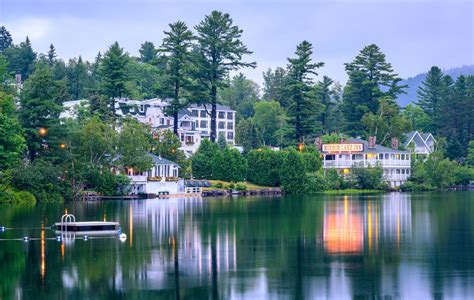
[129,204,133,248]
[298,143,304,152]
[60,143,66,149]
[342,168,350,175]
[41,224,45,280]
[367,153,376,159]
[38,127,48,136]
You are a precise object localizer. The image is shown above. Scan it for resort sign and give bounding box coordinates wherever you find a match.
[322,143,364,153]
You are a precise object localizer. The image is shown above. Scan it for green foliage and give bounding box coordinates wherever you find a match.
[117,118,152,172]
[235,182,247,191]
[246,148,283,187]
[467,141,474,167]
[217,132,227,149]
[219,73,260,120]
[0,26,13,52]
[300,145,322,173]
[192,139,220,179]
[0,189,36,205]
[262,67,287,104]
[303,171,328,193]
[160,21,194,133]
[349,167,387,190]
[152,129,189,177]
[324,169,348,190]
[235,118,261,152]
[285,41,324,142]
[99,42,129,117]
[66,56,94,99]
[139,41,157,63]
[3,37,37,80]
[409,154,457,189]
[0,92,25,171]
[279,148,306,193]
[192,10,256,142]
[453,166,473,186]
[78,116,116,168]
[362,97,411,146]
[212,148,248,182]
[252,100,288,146]
[12,159,67,203]
[342,44,406,137]
[402,103,431,132]
[18,63,65,159]
[84,168,130,196]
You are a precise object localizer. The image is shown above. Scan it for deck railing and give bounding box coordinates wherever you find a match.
[323,159,410,168]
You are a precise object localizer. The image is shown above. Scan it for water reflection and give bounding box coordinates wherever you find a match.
[0,192,473,299]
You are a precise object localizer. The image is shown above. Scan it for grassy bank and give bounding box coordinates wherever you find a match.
[206,180,272,191]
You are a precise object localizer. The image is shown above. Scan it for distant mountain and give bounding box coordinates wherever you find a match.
[396,65,474,107]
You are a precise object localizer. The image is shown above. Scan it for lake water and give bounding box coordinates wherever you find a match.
[1,192,473,299]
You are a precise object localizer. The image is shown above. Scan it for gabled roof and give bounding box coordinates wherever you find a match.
[403,131,426,148]
[188,103,235,112]
[147,153,180,168]
[421,132,436,143]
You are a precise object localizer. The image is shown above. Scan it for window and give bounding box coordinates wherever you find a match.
[227,112,233,120]
[227,132,234,140]
[192,110,198,117]
[160,118,164,125]
[379,153,384,159]
[227,122,233,130]
[195,121,199,128]
[200,110,206,118]
[396,169,401,174]
[218,121,225,129]
[218,112,225,119]
[401,169,405,174]
[200,120,208,128]
[385,153,389,159]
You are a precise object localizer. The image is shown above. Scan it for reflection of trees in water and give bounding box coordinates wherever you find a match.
[1,193,474,298]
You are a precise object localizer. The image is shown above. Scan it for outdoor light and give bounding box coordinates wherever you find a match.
[60,143,66,149]
[298,143,304,152]
[38,127,48,136]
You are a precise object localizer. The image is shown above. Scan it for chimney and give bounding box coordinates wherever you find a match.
[368,136,376,149]
[391,137,399,149]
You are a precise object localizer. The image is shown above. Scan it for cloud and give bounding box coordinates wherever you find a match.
[5,17,53,43]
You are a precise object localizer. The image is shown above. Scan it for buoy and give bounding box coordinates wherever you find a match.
[23,236,29,242]
[119,233,127,242]
[0,226,5,232]
[56,236,62,242]
[83,235,89,241]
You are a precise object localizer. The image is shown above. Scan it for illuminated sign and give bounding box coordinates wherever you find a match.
[322,143,364,153]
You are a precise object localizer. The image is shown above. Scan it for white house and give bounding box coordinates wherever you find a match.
[125,153,185,195]
[321,138,411,187]
[403,131,436,155]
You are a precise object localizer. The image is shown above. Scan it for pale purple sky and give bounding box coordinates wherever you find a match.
[1,0,473,86]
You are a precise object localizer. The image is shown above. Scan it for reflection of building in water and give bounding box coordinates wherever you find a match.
[323,193,412,254]
[323,197,364,253]
[124,199,238,289]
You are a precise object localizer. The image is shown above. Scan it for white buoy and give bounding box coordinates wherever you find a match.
[56,236,62,242]
[23,236,29,242]
[119,233,127,242]
[0,226,5,232]
[83,235,89,241]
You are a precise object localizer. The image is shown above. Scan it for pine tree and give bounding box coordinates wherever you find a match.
[262,67,287,104]
[47,44,57,64]
[139,41,157,64]
[160,21,194,135]
[3,36,37,80]
[316,76,334,133]
[342,44,406,136]
[99,42,129,118]
[285,41,324,142]
[193,11,256,142]
[416,66,452,133]
[0,26,13,52]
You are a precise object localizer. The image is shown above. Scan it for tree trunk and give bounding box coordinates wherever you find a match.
[173,80,179,136]
[210,84,217,143]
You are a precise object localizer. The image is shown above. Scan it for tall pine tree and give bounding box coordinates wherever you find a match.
[0,26,13,52]
[160,21,194,135]
[342,44,406,137]
[285,41,324,143]
[193,11,256,142]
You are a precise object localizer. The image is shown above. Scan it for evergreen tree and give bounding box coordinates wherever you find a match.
[139,41,157,64]
[285,41,324,142]
[192,139,220,179]
[262,67,287,104]
[99,42,129,118]
[193,11,256,142]
[217,132,227,149]
[402,103,431,132]
[252,100,288,146]
[342,44,406,136]
[416,66,452,132]
[235,118,261,152]
[117,118,153,172]
[219,73,260,120]
[67,56,93,99]
[160,21,194,135]
[18,63,65,159]
[47,44,57,64]
[3,36,37,80]
[279,148,306,193]
[0,26,13,52]
[316,76,334,133]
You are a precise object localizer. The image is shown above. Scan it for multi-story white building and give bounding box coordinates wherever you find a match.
[60,98,236,156]
[321,138,411,187]
[403,131,436,155]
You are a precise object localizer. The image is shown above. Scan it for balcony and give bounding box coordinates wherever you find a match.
[323,159,410,168]
[128,175,147,183]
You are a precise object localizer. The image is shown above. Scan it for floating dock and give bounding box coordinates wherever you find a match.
[55,214,120,236]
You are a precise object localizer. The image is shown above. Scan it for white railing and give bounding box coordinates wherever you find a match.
[323,159,410,168]
[128,175,147,183]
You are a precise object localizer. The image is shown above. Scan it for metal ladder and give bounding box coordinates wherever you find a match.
[60,213,76,232]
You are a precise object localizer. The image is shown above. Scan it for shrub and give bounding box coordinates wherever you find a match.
[304,172,328,193]
[453,166,473,186]
[227,183,235,190]
[0,189,36,205]
[235,182,247,191]
[280,148,306,193]
[350,167,387,190]
[214,182,223,189]
[246,148,283,187]
[400,181,436,191]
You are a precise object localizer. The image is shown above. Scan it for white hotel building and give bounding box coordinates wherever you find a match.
[321,138,411,187]
[60,98,236,156]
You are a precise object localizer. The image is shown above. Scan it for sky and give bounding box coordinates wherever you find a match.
[1,0,473,87]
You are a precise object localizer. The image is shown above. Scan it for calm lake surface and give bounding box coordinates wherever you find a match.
[1,192,474,299]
